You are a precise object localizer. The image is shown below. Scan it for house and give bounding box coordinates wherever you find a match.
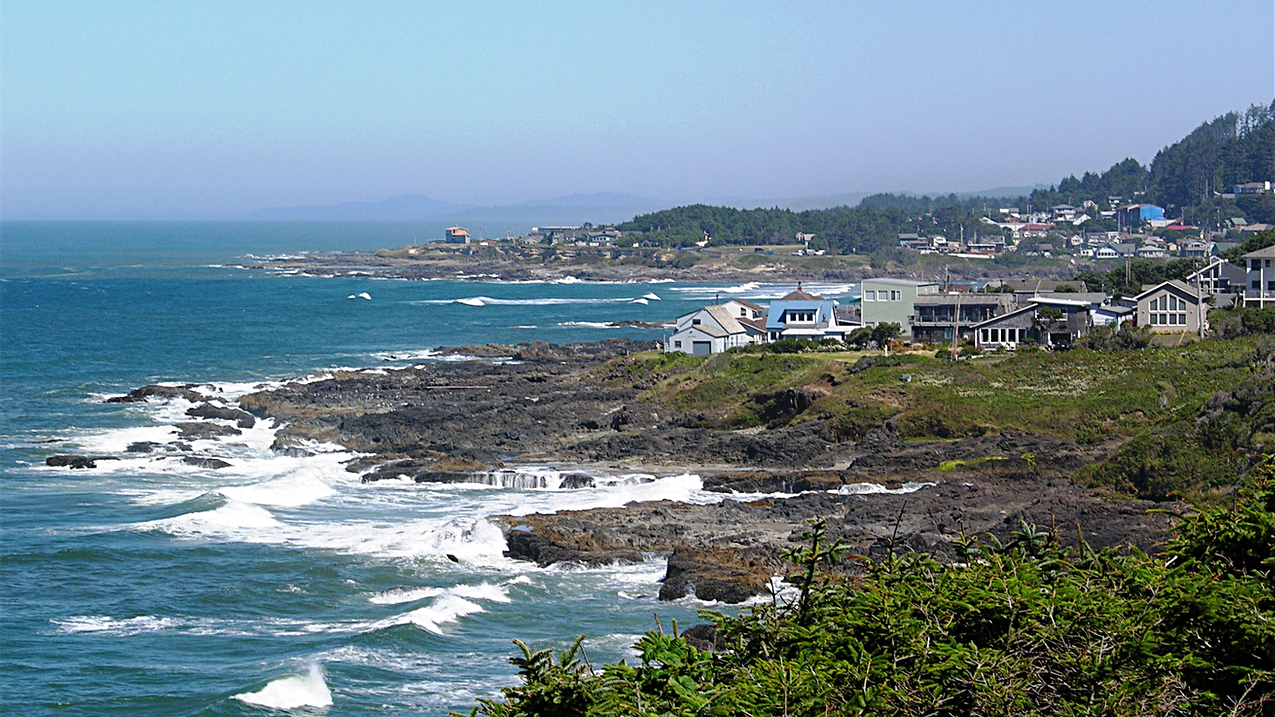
[971,298,1091,349]
[1179,240,1211,258]
[1242,245,1275,308]
[1133,280,1207,333]
[1095,241,1137,259]
[444,226,471,243]
[764,285,856,342]
[665,304,755,355]
[1235,181,1273,195]
[1119,204,1165,228]
[1186,259,1245,296]
[911,293,1015,344]
[1136,244,1166,259]
[860,278,939,338]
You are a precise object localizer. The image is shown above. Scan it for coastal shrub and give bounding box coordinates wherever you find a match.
[471,460,1275,717]
[1080,322,1154,351]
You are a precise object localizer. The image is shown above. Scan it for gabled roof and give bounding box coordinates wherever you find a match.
[727,299,766,312]
[738,316,768,332]
[1242,245,1275,259]
[674,323,728,338]
[702,304,747,335]
[1132,279,1200,302]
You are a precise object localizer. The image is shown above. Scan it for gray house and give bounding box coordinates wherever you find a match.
[1133,280,1207,334]
[860,278,939,338]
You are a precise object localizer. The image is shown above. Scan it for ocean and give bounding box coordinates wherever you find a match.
[0,222,859,716]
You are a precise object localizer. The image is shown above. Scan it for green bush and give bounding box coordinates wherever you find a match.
[471,461,1275,716]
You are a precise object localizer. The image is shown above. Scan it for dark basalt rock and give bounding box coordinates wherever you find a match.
[181,456,232,469]
[658,545,780,603]
[174,422,241,441]
[681,624,727,652]
[126,441,160,453]
[185,402,256,428]
[46,455,118,469]
[106,384,204,404]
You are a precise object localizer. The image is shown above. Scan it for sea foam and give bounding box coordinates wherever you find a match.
[233,662,333,710]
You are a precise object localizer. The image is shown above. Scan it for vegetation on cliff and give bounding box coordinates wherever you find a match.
[469,460,1275,716]
[599,334,1274,503]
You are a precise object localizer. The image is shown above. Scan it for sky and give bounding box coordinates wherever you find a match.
[3,1,1273,219]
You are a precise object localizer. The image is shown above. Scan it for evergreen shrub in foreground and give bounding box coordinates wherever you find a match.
[467,459,1275,716]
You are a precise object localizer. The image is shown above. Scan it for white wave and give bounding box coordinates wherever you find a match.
[53,615,178,636]
[417,296,633,307]
[218,472,337,508]
[233,663,333,710]
[358,292,372,300]
[143,500,283,539]
[642,293,661,301]
[647,278,675,283]
[556,321,615,329]
[631,298,649,305]
[394,594,484,634]
[553,276,583,284]
[832,481,936,496]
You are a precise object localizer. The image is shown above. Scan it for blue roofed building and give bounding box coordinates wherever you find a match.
[1118,204,1165,228]
[764,284,857,342]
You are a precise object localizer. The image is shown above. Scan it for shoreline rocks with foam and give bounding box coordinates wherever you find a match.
[87,341,1181,604]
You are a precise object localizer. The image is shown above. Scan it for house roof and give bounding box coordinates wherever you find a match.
[970,304,1037,329]
[1132,279,1199,302]
[738,316,768,332]
[1242,245,1275,259]
[1003,278,1088,293]
[776,289,823,301]
[702,305,747,335]
[728,299,766,312]
[675,323,728,338]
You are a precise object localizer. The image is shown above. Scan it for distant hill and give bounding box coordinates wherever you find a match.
[254,192,666,225]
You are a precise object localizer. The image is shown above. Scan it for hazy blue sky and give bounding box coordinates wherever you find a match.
[3,1,1273,219]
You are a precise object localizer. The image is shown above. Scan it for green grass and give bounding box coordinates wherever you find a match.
[601,339,1267,500]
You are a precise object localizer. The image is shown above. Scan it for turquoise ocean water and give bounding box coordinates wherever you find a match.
[0,222,859,715]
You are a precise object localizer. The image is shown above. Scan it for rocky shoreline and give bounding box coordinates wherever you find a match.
[86,339,1178,603]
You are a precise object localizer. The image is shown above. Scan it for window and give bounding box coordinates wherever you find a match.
[1255,280,1262,289]
[891,290,902,301]
[864,291,876,301]
[981,329,989,342]
[739,308,746,316]
[674,340,682,348]
[692,319,700,325]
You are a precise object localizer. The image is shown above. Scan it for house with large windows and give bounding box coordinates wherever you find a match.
[1133,280,1207,333]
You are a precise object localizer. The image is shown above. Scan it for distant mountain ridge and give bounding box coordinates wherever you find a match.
[255,192,666,224]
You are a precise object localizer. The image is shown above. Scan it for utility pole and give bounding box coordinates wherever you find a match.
[951,289,961,361]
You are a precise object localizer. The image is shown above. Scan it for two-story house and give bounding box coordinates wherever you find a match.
[860,278,939,338]
[1242,245,1275,308]
[764,285,856,342]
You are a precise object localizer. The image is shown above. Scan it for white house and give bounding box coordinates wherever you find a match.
[1242,245,1275,308]
[765,285,858,342]
[665,304,762,355]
